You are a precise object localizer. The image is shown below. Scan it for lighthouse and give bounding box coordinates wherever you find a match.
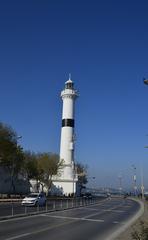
[52,75,78,196]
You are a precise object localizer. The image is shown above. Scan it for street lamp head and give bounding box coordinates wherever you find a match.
[17,135,22,139]
[131,164,136,170]
[16,135,22,146]
[143,78,148,85]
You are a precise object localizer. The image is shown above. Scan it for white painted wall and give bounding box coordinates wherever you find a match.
[53,180,77,196]
[60,127,74,166]
[62,97,75,119]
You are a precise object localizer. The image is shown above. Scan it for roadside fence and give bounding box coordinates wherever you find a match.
[0,197,105,219]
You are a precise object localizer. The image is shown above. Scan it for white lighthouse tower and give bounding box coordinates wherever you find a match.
[52,75,78,196]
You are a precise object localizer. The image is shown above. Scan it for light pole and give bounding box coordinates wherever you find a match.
[92,177,96,195]
[118,175,122,196]
[142,144,148,199]
[72,134,76,197]
[131,165,137,196]
[11,135,22,194]
[76,169,87,196]
[87,176,96,194]
[140,163,144,200]
[72,161,76,197]
[142,79,148,198]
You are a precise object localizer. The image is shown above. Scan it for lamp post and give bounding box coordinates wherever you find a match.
[11,135,22,194]
[87,176,96,194]
[118,175,123,196]
[142,79,148,198]
[140,163,144,200]
[131,165,137,196]
[142,145,148,199]
[91,177,96,195]
[72,161,77,197]
[76,169,87,196]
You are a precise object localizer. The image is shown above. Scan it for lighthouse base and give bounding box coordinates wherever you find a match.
[52,179,77,196]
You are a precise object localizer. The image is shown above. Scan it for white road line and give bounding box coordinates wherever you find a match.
[81,211,104,219]
[84,208,125,213]
[0,214,42,223]
[112,221,119,224]
[42,214,104,223]
[82,207,100,211]
[41,214,80,221]
[103,209,125,213]
[123,205,132,208]
[44,209,105,220]
[84,218,104,223]
[5,233,31,240]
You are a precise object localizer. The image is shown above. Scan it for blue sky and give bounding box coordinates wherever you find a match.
[0,0,148,190]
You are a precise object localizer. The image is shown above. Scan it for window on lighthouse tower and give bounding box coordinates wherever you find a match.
[65,81,74,90]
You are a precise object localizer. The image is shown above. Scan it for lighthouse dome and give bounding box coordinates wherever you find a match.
[65,77,74,90]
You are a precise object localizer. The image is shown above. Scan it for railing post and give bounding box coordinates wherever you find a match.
[11,201,14,216]
[53,200,55,210]
[46,200,48,212]
[25,206,27,214]
[37,203,39,212]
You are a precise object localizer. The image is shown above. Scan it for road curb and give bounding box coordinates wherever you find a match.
[107,198,144,240]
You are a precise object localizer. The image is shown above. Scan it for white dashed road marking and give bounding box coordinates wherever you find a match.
[103,209,125,213]
[4,233,31,240]
[41,214,105,223]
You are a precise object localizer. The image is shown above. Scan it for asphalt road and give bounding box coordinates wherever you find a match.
[0,198,140,240]
[0,198,100,218]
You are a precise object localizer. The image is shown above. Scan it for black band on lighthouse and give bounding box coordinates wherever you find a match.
[62,119,74,127]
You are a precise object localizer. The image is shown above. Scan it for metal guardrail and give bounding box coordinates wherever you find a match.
[0,197,105,219]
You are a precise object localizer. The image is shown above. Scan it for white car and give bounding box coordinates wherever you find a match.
[21,192,46,206]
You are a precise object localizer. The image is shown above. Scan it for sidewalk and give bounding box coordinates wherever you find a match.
[0,199,22,202]
[115,200,148,240]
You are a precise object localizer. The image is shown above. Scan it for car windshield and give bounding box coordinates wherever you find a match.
[27,194,38,198]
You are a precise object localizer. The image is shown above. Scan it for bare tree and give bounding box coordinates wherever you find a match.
[37,153,63,195]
